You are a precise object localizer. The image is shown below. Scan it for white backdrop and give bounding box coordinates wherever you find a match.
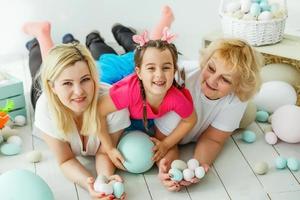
[0,0,299,61]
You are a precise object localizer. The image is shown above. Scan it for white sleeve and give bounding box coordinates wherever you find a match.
[106,108,131,134]
[211,99,247,132]
[154,111,181,135]
[34,93,66,141]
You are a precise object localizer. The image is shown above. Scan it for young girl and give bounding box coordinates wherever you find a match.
[155,38,263,191]
[98,32,197,170]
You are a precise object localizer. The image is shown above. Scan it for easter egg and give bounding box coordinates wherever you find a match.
[117,131,154,173]
[7,135,22,146]
[169,168,183,182]
[253,81,297,113]
[26,150,42,163]
[14,115,26,126]
[113,182,124,199]
[287,158,299,171]
[242,130,256,143]
[183,168,194,181]
[250,3,261,17]
[256,110,269,122]
[275,156,287,169]
[272,105,300,143]
[0,143,21,155]
[187,158,199,170]
[94,183,113,195]
[171,160,188,171]
[0,169,54,200]
[254,162,269,175]
[195,166,206,179]
[264,132,278,145]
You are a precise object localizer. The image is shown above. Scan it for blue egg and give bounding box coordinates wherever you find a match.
[169,168,183,182]
[0,143,21,155]
[242,130,256,143]
[117,131,154,173]
[0,169,54,200]
[252,0,261,3]
[275,157,287,169]
[256,110,269,122]
[260,1,270,11]
[270,4,279,13]
[250,3,261,16]
[113,182,124,199]
[287,158,299,171]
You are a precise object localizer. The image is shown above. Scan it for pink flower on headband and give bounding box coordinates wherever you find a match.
[132,31,149,46]
[161,27,176,43]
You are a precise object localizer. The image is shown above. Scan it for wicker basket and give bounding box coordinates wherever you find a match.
[219,0,288,46]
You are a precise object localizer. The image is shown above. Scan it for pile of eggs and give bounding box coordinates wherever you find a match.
[93,175,125,199]
[225,0,286,21]
[169,159,206,182]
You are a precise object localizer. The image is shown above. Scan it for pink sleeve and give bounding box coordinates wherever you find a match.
[173,88,194,118]
[109,80,130,110]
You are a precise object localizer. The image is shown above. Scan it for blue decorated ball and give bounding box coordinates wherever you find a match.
[242,130,256,143]
[117,131,154,173]
[275,156,287,169]
[0,169,54,200]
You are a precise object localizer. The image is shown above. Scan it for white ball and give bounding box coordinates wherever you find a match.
[272,105,300,143]
[187,158,199,170]
[253,81,297,113]
[26,150,42,163]
[94,183,113,194]
[14,115,26,126]
[195,166,206,179]
[7,135,22,146]
[264,132,278,145]
[183,168,195,181]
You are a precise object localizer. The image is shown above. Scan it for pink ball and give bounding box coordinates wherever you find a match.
[272,105,300,143]
[265,132,278,144]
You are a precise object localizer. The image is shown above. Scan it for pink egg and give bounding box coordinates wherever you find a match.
[265,132,278,144]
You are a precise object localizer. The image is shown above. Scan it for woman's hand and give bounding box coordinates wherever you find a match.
[179,163,210,187]
[107,148,126,170]
[107,175,126,200]
[151,137,169,162]
[87,177,115,200]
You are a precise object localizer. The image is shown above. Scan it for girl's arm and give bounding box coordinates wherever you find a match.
[98,94,126,170]
[152,110,197,161]
[194,125,231,166]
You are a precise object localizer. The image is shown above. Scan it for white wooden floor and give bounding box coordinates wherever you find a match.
[1,57,300,200]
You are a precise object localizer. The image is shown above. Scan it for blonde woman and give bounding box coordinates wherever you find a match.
[155,38,264,191]
[34,43,130,200]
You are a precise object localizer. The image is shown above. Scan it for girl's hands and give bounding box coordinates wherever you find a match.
[107,148,126,170]
[150,137,169,162]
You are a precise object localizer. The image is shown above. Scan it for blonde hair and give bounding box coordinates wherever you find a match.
[41,43,100,137]
[200,38,264,102]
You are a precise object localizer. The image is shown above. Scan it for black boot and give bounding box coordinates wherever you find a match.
[62,33,79,44]
[111,24,136,52]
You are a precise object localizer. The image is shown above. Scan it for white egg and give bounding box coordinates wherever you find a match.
[14,115,26,126]
[183,168,194,181]
[187,158,199,170]
[7,135,22,146]
[26,150,42,163]
[195,166,206,179]
[226,2,241,13]
[94,183,113,194]
[241,0,251,13]
[258,11,273,20]
[171,160,187,170]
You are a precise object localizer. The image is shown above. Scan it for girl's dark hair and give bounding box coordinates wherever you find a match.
[134,40,185,133]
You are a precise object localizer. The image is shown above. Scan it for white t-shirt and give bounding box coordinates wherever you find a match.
[154,60,247,144]
[34,88,131,156]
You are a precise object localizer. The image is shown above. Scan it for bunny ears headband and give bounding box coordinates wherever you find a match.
[132,27,176,47]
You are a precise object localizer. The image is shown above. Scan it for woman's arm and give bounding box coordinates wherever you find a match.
[194,125,231,166]
[152,110,197,161]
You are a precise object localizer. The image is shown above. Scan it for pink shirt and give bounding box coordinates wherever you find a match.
[109,74,194,119]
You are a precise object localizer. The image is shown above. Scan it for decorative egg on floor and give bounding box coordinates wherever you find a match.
[117,131,154,173]
[26,150,42,163]
[169,168,183,182]
[14,115,26,126]
[171,160,188,171]
[253,81,297,113]
[7,135,22,146]
[187,158,199,170]
[256,110,269,122]
[254,162,269,175]
[1,126,17,140]
[195,166,206,179]
[272,105,300,143]
[112,182,124,199]
[0,143,21,155]
[287,158,299,171]
[275,156,287,169]
[265,131,278,145]
[0,169,54,200]
[242,130,256,143]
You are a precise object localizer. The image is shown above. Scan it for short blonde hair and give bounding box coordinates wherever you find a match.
[41,43,100,137]
[200,38,263,102]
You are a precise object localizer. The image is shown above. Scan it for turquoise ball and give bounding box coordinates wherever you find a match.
[275,156,287,169]
[287,158,299,171]
[118,131,154,173]
[113,182,124,199]
[242,130,256,143]
[260,1,270,11]
[169,168,183,182]
[0,169,54,200]
[256,110,269,122]
[0,143,21,155]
